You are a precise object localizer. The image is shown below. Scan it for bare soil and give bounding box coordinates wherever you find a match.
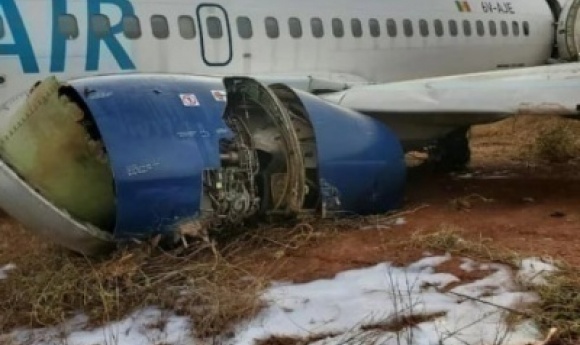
[1,115,579,283]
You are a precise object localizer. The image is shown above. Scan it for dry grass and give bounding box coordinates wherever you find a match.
[360,312,447,333]
[409,225,580,344]
[0,206,420,339]
[471,115,580,143]
[470,115,580,166]
[0,236,268,338]
[256,333,340,345]
[532,124,580,163]
[409,224,520,264]
[532,267,580,342]
[0,215,373,338]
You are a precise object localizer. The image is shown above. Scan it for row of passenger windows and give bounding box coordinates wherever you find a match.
[0,14,531,41]
[263,17,530,39]
[255,17,530,39]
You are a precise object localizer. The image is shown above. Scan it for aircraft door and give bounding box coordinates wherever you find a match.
[557,0,580,60]
[197,4,233,66]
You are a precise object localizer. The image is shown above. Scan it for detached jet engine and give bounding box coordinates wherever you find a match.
[0,75,405,255]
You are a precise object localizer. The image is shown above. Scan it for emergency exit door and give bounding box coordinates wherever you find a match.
[197,4,233,66]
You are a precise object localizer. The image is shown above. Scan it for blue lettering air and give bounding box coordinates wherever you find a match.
[0,0,136,73]
[0,0,39,73]
[86,0,136,71]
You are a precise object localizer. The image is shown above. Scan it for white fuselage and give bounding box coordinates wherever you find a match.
[0,0,555,106]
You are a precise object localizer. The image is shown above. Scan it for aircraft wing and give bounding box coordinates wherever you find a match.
[320,63,580,150]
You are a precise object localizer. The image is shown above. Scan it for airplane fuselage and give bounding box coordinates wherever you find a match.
[0,0,555,106]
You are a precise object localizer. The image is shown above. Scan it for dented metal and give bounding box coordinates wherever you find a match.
[0,75,406,255]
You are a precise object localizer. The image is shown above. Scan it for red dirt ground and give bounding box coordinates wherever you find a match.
[234,164,580,283]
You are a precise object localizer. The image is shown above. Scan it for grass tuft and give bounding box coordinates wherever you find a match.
[531,266,580,343]
[409,224,518,264]
[531,124,580,163]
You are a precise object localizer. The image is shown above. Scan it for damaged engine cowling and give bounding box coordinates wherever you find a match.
[0,75,405,255]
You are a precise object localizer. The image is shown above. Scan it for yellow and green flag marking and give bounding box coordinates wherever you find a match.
[456,1,472,12]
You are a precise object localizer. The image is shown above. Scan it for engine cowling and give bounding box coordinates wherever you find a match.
[0,75,405,255]
[556,0,580,61]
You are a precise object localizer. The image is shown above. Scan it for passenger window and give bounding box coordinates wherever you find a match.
[178,15,196,39]
[332,18,344,38]
[91,14,111,38]
[207,16,223,39]
[448,20,458,36]
[403,19,413,37]
[123,15,141,39]
[386,19,397,37]
[265,17,279,38]
[288,17,302,38]
[434,19,444,37]
[512,21,519,36]
[237,16,252,39]
[369,18,380,37]
[151,15,169,39]
[351,18,362,37]
[311,17,324,38]
[0,16,4,39]
[501,20,508,36]
[489,21,497,36]
[419,19,429,37]
[177,16,196,40]
[476,20,484,36]
[462,20,471,36]
[58,14,79,39]
[523,21,530,36]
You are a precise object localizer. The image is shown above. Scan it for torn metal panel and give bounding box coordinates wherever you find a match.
[69,75,233,239]
[0,77,115,230]
[0,74,406,255]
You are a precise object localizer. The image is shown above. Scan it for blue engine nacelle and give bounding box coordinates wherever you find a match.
[0,75,405,255]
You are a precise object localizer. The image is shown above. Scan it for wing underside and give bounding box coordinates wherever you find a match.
[320,63,580,150]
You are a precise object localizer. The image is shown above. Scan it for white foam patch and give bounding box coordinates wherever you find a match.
[408,253,451,272]
[460,258,476,272]
[395,217,407,226]
[449,263,516,298]
[0,263,16,280]
[3,257,553,345]
[7,308,194,345]
[518,258,558,286]
[231,259,540,345]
